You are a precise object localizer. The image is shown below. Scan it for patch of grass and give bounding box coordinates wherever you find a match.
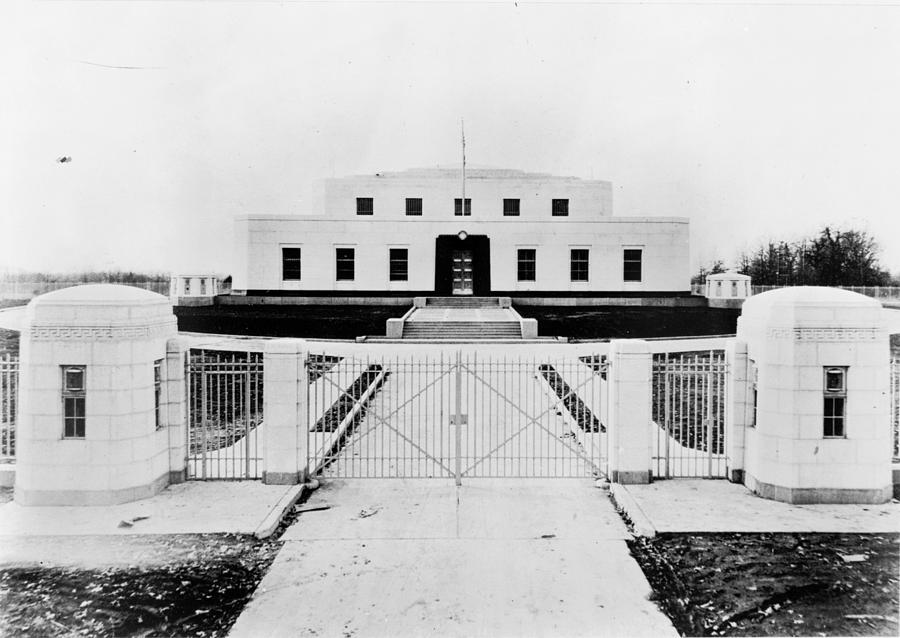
[629,532,900,637]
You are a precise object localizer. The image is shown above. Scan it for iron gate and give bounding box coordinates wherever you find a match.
[651,350,728,478]
[307,352,606,480]
[186,349,263,479]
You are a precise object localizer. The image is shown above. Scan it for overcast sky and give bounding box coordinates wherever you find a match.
[2,0,898,276]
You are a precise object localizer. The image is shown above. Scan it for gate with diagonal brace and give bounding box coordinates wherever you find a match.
[307,351,607,481]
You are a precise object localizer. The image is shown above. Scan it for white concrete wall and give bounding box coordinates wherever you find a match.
[232,216,690,293]
[316,168,613,221]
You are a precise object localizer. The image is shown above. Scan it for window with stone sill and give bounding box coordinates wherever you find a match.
[336,247,355,281]
[405,198,423,216]
[282,247,302,280]
[62,365,86,438]
[749,359,758,428]
[154,359,164,430]
[454,198,472,216]
[823,366,847,438]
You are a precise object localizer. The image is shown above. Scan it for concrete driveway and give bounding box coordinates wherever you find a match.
[228,479,676,638]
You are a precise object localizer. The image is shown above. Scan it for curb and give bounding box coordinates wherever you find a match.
[253,484,307,539]
[609,483,657,538]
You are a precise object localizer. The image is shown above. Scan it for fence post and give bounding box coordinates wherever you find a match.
[165,337,191,483]
[607,339,652,484]
[724,339,750,483]
[262,339,308,484]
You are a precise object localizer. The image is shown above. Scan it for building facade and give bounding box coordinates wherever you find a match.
[231,167,690,297]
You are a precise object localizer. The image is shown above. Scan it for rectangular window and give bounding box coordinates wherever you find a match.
[503,199,520,216]
[750,360,758,428]
[517,249,536,282]
[183,278,191,295]
[552,199,569,216]
[623,249,643,282]
[356,197,374,216]
[282,247,302,280]
[336,248,355,281]
[823,367,847,438]
[454,198,471,216]
[570,249,589,282]
[405,198,422,216]
[154,359,163,430]
[199,279,207,296]
[389,248,408,281]
[62,365,86,438]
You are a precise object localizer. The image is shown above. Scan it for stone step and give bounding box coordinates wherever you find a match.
[424,297,502,308]
[402,321,522,339]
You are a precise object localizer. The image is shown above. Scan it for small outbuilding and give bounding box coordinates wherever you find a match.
[706,271,751,308]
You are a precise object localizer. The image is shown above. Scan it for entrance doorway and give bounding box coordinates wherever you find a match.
[434,235,491,296]
[452,250,474,295]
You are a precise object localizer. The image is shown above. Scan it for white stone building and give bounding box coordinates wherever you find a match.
[231,167,690,298]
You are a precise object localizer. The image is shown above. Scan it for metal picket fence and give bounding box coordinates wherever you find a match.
[186,349,264,479]
[651,350,728,478]
[0,353,17,460]
[892,356,900,460]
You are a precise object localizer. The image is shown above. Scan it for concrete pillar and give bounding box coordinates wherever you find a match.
[262,339,308,484]
[607,339,652,484]
[386,318,404,338]
[15,284,178,505]
[738,286,892,504]
[165,336,191,484]
[724,339,751,483]
[520,318,538,339]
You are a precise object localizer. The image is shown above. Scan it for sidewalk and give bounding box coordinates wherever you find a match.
[228,479,678,638]
[0,481,304,566]
[612,479,900,536]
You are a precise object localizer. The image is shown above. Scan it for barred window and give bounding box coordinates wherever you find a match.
[405,198,423,216]
[552,199,569,216]
[750,360,758,428]
[503,199,520,216]
[517,249,536,282]
[389,248,408,281]
[336,248,355,281]
[356,197,374,216]
[282,247,302,280]
[154,359,163,430]
[62,366,86,439]
[823,367,847,438]
[570,249,589,282]
[454,198,471,216]
[623,249,642,282]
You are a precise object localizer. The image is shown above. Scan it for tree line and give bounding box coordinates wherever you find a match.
[695,226,898,287]
[0,270,170,284]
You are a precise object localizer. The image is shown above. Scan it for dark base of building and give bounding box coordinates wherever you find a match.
[224,290,707,308]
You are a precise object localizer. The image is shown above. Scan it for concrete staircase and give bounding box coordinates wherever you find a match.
[424,297,503,308]
[402,320,523,340]
[381,296,538,340]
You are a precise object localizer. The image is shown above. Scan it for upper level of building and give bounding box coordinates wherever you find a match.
[308,166,613,221]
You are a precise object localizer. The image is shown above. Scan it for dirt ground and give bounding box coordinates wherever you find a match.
[0,533,281,637]
[628,532,900,637]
